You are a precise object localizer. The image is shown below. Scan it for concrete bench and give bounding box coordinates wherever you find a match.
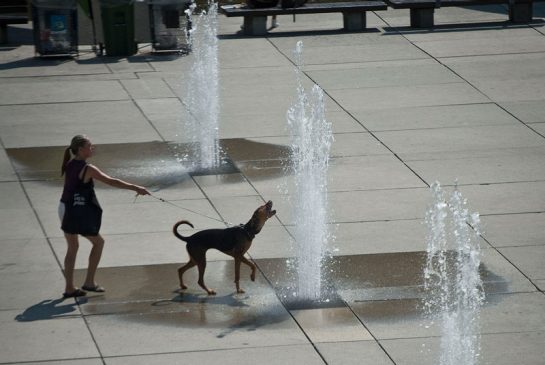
[385,0,537,27]
[0,0,29,43]
[220,1,388,35]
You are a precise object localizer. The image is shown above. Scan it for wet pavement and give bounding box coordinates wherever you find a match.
[2,4,545,365]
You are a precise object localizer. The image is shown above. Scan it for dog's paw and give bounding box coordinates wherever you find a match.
[207,289,217,295]
[180,284,188,290]
[250,271,256,281]
[237,288,246,294]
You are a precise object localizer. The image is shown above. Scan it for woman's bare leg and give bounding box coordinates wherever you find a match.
[83,234,105,288]
[64,233,79,293]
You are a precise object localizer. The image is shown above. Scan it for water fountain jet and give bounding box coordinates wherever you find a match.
[286,41,334,302]
[424,181,485,365]
[183,0,221,170]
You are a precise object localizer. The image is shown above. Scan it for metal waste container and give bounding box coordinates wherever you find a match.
[149,0,191,53]
[100,0,136,56]
[32,0,78,57]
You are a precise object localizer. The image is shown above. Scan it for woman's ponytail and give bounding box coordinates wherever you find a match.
[61,135,88,176]
[61,147,72,176]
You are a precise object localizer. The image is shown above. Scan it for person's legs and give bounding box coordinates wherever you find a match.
[271,15,279,28]
[83,234,105,289]
[63,233,79,294]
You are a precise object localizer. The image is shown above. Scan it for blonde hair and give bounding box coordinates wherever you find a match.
[61,135,89,176]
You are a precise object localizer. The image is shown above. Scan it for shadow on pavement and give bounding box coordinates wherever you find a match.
[14,298,80,322]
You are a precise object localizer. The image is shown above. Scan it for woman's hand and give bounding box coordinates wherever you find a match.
[134,185,151,196]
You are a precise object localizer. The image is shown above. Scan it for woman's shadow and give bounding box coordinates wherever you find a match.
[15,297,84,322]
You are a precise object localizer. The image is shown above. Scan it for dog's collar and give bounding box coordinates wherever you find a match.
[239,223,256,240]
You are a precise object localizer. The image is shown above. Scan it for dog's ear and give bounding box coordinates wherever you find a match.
[270,210,277,217]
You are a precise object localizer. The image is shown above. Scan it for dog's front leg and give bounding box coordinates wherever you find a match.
[241,256,256,281]
[234,257,245,294]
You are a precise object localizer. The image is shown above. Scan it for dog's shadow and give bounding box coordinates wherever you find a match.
[153,291,251,308]
[14,298,81,322]
[152,291,288,339]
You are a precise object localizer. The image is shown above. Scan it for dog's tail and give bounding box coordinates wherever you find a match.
[173,220,194,242]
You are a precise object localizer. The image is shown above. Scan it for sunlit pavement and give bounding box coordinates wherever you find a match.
[1,5,545,364]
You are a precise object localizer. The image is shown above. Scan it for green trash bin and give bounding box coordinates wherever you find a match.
[100,0,137,56]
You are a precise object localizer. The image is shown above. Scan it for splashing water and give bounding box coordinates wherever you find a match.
[424,181,485,365]
[286,41,334,301]
[184,1,220,169]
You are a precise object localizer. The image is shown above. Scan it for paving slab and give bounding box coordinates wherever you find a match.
[220,88,343,117]
[306,59,462,90]
[353,102,521,132]
[480,213,545,248]
[381,331,545,365]
[193,173,257,198]
[415,33,545,58]
[399,23,539,42]
[0,269,72,311]
[291,307,373,343]
[133,98,190,142]
[0,208,43,240]
[329,82,489,112]
[441,53,545,83]
[0,310,99,364]
[403,147,545,185]
[498,245,545,282]
[0,54,111,78]
[219,110,364,139]
[0,148,17,182]
[279,41,429,65]
[119,78,177,99]
[316,340,394,365]
[104,345,324,365]
[530,122,545,135]
[350,292,545,340]
[327,155,426,192]
[456,181,545,215]
[500,99,545,124]
[3,360,104,365]
[0,80,130,105]
[325,219,488,256]
[0,237,59,274]
[219,38,294,68]
[374,124,545,155]
[0,101,161,148]
[72,263,308,357]
[0,181,30,209]
[472,77,545,102]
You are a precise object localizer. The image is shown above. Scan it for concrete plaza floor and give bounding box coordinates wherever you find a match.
[1,4,545,364]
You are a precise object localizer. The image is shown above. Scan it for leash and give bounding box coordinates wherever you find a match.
[135,193,236,227]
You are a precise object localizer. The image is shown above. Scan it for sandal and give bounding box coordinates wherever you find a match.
[63,288,87,299]
[81,284,105,293]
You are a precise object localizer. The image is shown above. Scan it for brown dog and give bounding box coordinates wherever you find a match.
[173,200,276,295]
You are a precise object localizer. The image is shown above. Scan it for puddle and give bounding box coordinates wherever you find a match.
[6,139,291,184]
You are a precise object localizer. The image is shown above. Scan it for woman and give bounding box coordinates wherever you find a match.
[60,135,150,298]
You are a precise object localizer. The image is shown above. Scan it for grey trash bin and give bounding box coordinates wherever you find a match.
[32,0,78,56]
[149,0,192,53]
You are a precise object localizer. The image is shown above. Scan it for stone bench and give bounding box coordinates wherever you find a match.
[385,0,538,27]
[0,0,29,44]
[220,1,388,35]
